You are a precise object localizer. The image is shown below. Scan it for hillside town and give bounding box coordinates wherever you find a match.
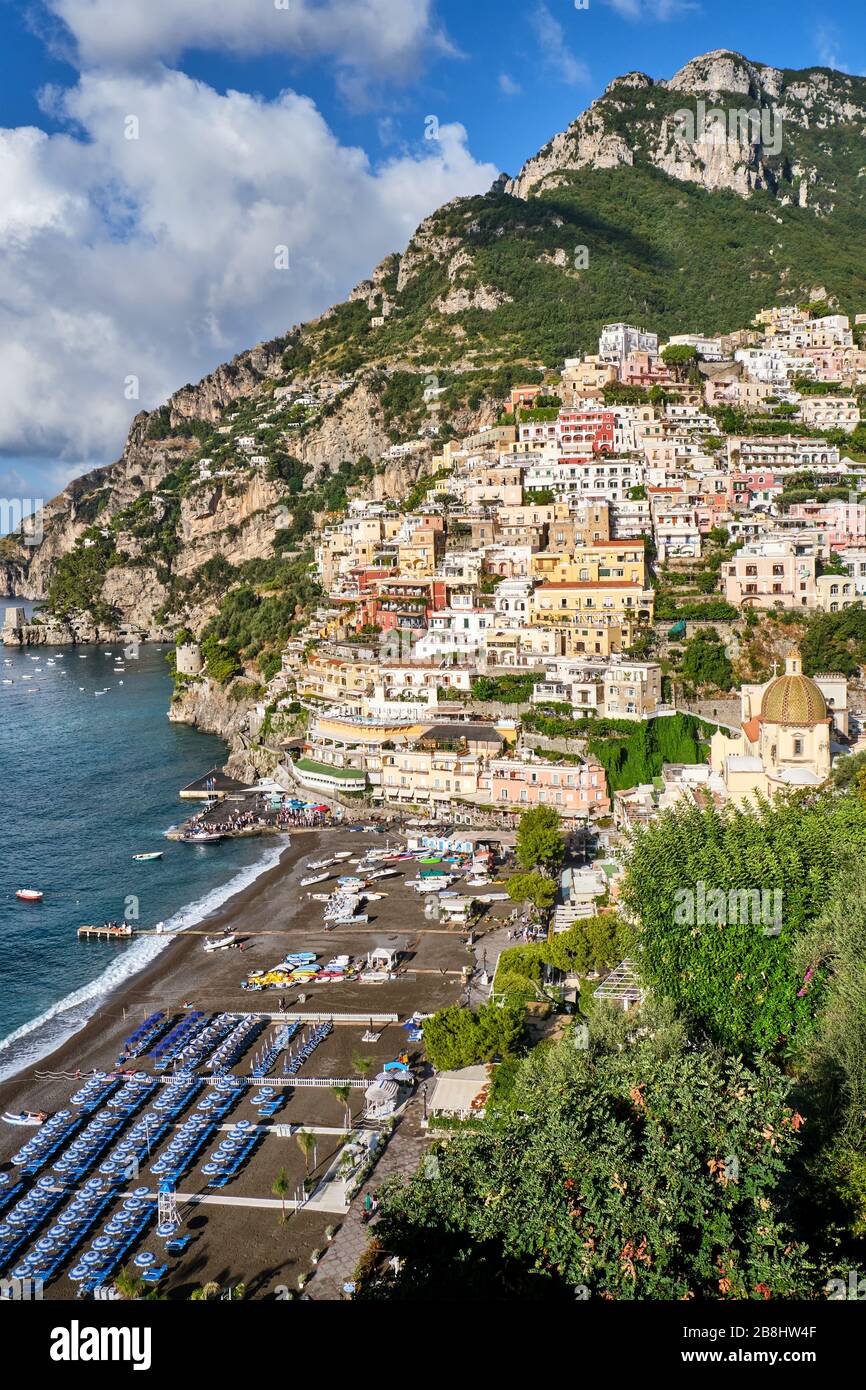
[164,299,866,837]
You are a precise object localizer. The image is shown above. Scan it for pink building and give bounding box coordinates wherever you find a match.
[785,500,866,549]
[488,756,610,817]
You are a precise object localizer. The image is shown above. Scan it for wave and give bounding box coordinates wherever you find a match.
[0,843,286,1083]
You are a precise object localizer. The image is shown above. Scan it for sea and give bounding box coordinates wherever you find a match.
[0,608,282,1081]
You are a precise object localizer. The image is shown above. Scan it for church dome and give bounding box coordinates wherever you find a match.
[760,652,826,726]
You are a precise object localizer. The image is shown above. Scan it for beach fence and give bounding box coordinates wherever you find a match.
[261,1012,399,1024]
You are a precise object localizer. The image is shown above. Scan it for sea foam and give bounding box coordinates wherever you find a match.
[0,843,285,1083]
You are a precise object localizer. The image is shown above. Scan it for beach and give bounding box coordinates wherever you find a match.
[0,825,499,1299]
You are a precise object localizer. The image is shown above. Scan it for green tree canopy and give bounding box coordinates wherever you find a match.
[515,805,565,874]
[359,1028,817,1301]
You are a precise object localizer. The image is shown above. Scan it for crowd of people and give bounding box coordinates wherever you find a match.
[185,795,334,837]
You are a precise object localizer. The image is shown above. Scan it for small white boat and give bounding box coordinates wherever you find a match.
[301,872,330,886]
[368,868,399,880]
[16,889,43,902]
[204,934,237,952]
[332,851,353,861]
[3,1111,46,1127]
[2,679,12,685]
[184,830,224,844]
[132,852,163,862]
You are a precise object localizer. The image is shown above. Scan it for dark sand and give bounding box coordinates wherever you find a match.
[0,828,509,1299]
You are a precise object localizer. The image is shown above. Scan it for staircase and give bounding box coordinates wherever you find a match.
[553,902,594,935]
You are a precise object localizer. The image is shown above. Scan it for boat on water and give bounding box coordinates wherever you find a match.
[132,851,163,861]
[203,934,237,952]
[16,888,43,902]
[183,830,224,844]
[2,679,12,685]
[301,872,330,886]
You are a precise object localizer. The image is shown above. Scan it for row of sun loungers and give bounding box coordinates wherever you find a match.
[68,1193,156,1293]
[250,1023,299,1078]
[208,1015,267,1074]
[70,1073,122,1113]
[117,1011,167,1061]
[201,1120,263,1187]
[9,1178,118,1285]
[149,1011,208,1068]
[285,1021,333,1076]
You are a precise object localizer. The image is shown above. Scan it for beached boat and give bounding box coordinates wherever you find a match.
[204,934,237,952]
[16,888,43,902]
[332,851,353,861]
[132,851,163,861]
[300,872,330,887]
[2,1111,46,1127]
[368,868,399,880]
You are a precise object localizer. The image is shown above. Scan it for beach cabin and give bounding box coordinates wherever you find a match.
[426,1064,491,1122]
[362,945,400,982]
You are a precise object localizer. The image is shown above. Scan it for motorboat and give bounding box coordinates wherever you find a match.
[204,934,237,952]
[301,872,330,887]
[16,889,43,902]
[412,876,454,894]
[133,852,163,862]
[332,851,353,861]
[2,1111,46,1127]
[183,830,224,844]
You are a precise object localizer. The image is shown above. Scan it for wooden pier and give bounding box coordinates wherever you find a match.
[77,923,134,941]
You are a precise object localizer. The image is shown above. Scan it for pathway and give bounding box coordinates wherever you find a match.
[304,1094,431,1299]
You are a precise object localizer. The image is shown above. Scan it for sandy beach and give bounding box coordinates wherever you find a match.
[0,825,502,1299]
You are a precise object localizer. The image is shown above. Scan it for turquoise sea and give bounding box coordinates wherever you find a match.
[0,612,281,1079]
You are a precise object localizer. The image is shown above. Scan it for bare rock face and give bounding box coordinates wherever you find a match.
[505,114,634,200]
[435,284,514,315]
[505,48,866,208]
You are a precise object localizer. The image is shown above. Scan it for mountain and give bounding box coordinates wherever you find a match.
[4,49,866,645]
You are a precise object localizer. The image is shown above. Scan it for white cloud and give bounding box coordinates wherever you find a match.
[45,0,455,87]
[498,73,522,98]
[814,24,849,74]
[530,4,590,88]
[0,68,498,481]
[601,0,698,19]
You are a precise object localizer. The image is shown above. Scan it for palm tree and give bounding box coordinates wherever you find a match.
[190,1281,220,1301]
[295,1128,317,1177]
[272,1166,292,1223]
[331,1083,352,1131]
[114,1264,146,1300]
[351,1050,373,1079]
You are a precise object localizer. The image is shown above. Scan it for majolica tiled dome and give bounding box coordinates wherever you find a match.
[760,652,826,726]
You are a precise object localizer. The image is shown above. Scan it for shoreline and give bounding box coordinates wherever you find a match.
[0,833,312,1103]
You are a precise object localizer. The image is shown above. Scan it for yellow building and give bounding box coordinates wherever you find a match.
[710,651,832,804]
[531,540,646,586]
[531,579,654,627]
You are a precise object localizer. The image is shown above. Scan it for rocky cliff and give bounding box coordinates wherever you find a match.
[506,50,866,210]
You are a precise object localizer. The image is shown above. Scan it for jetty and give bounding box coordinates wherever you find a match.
[77,923,134,941]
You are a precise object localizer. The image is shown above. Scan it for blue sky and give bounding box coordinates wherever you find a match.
[0,0,864,506]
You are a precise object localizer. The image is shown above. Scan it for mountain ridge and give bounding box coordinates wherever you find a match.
[3,48,866,642]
